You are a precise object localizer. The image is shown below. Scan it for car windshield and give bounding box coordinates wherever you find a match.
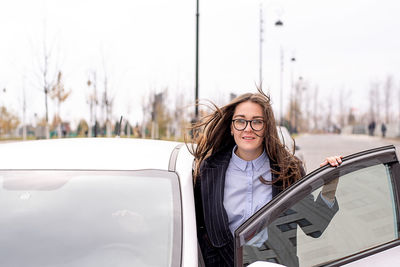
[0,170,181,267]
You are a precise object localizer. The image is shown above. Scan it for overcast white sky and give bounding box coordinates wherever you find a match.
[1,0,399,127]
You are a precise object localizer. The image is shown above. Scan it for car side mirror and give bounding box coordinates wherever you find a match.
[247,261,287,267]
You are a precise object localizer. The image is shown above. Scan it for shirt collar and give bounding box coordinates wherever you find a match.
[231,145,268,171]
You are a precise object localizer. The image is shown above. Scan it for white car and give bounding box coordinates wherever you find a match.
[0,138,196,267]
[0,138,399,267]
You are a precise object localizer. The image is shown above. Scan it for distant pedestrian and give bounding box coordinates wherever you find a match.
[381,123,387,138]
[368,121,376,136]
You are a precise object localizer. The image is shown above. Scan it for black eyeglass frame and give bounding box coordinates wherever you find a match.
[232,119,265,131]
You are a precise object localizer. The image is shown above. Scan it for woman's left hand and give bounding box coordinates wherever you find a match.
[320,155,343,167]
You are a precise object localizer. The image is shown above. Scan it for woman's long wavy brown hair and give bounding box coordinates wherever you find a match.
[188,88,303,190]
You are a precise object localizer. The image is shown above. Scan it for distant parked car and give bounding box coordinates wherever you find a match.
[0,139,399,267]
[276,126,305,163]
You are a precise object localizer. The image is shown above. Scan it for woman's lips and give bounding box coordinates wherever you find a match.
[242,136,256,140]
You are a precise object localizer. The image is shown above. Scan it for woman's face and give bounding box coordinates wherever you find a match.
[231,101,265,161]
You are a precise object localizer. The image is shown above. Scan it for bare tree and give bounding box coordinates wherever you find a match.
[140,89,173,140]
[348,107,356,126]
[369,84,376,123]
[292,77,305,133]
[49,71,71,137]
[77,119,89,136]
[303,83,312,132]
[368,81,381,124]
[338,87,351,129]
[326,94,333,132]
[99,51,116,137]
[30,20,61,139]
[173,90,190,140]
[152,90,168,139]
[86,71,98,137]
[157,90,172,139]
[20,75,27,140]
[312,85,319,132]
[141,91,153,138]
[101,75,114,137]
[0,106,20,137]
[42,34,50,131]
[384,75,394,124]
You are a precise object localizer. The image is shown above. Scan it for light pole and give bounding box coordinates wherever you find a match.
[259,3,263,88]
[290,56,296,132]
[294,76,303,133]
[275,20,284,126]
[258,5,284,97]
[194,0,200,121]
[0,88,6,138]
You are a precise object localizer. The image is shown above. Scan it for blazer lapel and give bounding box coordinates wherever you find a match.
[200,149,232,247]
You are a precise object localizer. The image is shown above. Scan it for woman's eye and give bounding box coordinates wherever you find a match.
[253,120,262,125]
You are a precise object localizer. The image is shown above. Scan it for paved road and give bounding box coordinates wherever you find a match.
[295,134,400,173]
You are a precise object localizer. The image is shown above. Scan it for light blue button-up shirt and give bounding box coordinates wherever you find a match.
[223,146,273,235]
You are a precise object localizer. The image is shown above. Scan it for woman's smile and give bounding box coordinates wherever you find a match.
[242,135,257,140]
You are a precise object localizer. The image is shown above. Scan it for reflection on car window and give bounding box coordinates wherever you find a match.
[0,170,181,267]
[240,163,398,267]
[242,192,339,266]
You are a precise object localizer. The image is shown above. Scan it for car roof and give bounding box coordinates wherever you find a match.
[0,138,183,170]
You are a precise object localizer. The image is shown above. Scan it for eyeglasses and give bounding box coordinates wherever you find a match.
[232,119,265,131]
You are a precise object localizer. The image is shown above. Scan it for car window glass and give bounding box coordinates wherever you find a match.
[238,162,398,267]
[0,170,181,267]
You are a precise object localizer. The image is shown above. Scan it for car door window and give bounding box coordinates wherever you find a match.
[234,146,400,267]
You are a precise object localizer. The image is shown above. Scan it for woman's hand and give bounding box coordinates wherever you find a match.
[320,155,342,203]
[320,155,343,167]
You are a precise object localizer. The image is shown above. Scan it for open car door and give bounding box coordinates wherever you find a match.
[234,145,400,267]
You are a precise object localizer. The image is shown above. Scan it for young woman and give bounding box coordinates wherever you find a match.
[190,89,341,266]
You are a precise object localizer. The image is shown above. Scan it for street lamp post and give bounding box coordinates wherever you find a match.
[259,4,264,88]
[259,5,284,100]
[290,56,296,132]
[275,20,284,126]
[194,0,200,121]
[294,76,303,133]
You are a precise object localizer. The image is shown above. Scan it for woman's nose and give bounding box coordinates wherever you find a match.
[244,122,253,132]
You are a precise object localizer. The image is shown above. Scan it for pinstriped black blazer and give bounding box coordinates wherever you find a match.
[194,144,284,267]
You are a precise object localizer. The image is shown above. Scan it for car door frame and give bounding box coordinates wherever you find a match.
[234,145,400,267]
